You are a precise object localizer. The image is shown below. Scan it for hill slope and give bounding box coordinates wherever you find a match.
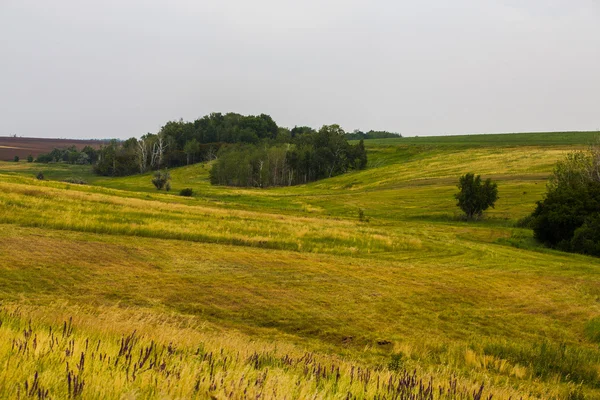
[1,131,599,399]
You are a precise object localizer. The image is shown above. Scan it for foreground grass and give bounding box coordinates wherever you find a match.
[1,131,600,398]
[1,304,513,399]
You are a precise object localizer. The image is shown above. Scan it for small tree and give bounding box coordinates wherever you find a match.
[152,169,171,190]
[455,173,498,220]
[27,154,33,162]
[13,155,19,162]
[180,188,194,196]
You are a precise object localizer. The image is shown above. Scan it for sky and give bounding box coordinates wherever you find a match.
[1,0,599,139]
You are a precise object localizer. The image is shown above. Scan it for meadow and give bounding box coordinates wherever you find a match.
[1,131,599,399]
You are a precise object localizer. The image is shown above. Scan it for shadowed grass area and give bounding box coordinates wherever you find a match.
[1,131,600,398]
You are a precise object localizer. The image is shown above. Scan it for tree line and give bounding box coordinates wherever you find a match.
[34,146,99,165]
[344,130,402,140]
[209,125,367,187]
[33,113,368,185]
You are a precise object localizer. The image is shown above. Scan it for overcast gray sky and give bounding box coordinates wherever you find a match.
[1,0,598,139]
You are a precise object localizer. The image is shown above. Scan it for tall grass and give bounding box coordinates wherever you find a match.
[0,305,503,399]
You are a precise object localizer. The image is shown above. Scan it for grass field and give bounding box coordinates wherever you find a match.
[1,131,600,399]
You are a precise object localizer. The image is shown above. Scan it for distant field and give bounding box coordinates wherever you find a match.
[353,130,600,147]
[1,131,600,399]
[0,136,106,161]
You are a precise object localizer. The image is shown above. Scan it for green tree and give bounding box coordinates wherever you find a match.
[27,154,33,162]
[13,155,19,162]
[531,142,600,255]
[455,173,499,220]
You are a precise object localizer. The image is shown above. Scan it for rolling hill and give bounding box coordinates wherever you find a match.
[0,131,599,399]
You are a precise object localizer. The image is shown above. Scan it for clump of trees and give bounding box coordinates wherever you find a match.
[530,143,600,256]
[35,146,98,165]
[28,112,369,187]
[92,113,279,176]
[87,113,367,186]
[455,173,499,220]
[345,130,402,140]
[209,125,367,187]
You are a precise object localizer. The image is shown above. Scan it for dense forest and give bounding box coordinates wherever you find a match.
[34,112,368,186]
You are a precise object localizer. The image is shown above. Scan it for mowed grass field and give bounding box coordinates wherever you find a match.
[1,131,600,399]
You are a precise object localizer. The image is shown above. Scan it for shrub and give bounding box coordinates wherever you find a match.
[571,214,600,256]
[180,188,194,197]
[357,208,369,222]
[36,172,44,180]
[455,173,498,220]
[13,155,19,162]
[27,154,33,162]
[62,178,87,185]
[152,170,171,190]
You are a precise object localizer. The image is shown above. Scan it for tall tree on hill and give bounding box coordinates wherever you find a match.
[455,173,499,220]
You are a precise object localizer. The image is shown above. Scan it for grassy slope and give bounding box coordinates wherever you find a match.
[1,131,600,399]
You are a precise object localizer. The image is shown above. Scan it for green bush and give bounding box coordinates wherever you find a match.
[13,155,19,162]
[180,188,194,197]
[62,178,87,185]
[36,172,44,180]
[571,214,600,256]
[152,170,171,190]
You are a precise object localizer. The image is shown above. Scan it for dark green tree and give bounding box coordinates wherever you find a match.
[27,154,33,162]
[455,173,499,220]
[13,155,19,162]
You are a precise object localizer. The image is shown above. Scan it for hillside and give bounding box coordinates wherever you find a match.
[1,131,599,399]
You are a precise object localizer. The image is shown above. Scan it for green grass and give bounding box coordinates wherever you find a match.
[1,132,600,399]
